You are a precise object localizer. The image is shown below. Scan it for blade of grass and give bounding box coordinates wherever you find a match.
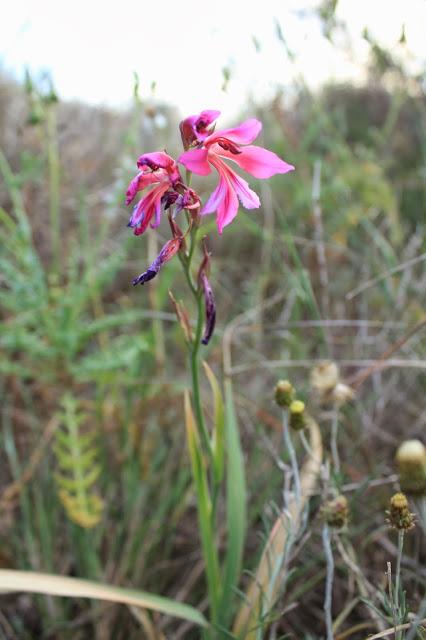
[218,378,247,626]
[0,570,208,628]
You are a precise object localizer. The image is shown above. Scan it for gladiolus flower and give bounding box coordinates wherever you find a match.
[126,151,182,236]
[132,237,182,286]
[178,112,294,234]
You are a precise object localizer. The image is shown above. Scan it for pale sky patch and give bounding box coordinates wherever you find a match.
[0,0,424,117]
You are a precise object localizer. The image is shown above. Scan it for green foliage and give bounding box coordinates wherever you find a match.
[54,395,104,529]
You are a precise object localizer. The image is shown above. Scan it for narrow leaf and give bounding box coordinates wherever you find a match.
[219,379,247,624]
[203,361,225,485]
[0,570,207,627]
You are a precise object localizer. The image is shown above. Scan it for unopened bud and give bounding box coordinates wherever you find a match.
[322,495,349,529]
[387,492,415,531]
[396,440,426,496]
[275,380,295,408]
[289,400,306,431]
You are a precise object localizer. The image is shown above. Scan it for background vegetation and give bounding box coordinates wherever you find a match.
[0,13,425,639]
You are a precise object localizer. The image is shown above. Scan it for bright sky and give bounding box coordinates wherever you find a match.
[1,0,425,117]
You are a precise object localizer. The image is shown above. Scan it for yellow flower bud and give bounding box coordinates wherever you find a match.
[289,399,306,431]
[275,380,295,408]
[396,440,426,496]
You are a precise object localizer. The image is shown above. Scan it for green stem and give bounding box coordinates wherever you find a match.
[190,278,212,457]
[395,529,404,638]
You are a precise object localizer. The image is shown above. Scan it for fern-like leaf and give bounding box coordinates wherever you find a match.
[54,395,104,529]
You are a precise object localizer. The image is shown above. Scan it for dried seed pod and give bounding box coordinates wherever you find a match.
[322,495,349,529]
[310,361,339,395]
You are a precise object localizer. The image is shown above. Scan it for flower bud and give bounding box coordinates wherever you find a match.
[395,440,426,496]
[322,495,349,529]
[274,380,295,408]
[289,400,306,431]
[387,492,415,531]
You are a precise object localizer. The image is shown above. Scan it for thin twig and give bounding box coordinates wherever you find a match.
[346,253,426,300]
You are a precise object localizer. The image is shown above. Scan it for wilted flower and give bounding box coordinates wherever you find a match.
[310,361,353,406]
[126,151,182,236]
[132,237,182,286]
[387,492,415,531]
[310,361,340,395]
[322,495,349,529]
[178,111,294,234]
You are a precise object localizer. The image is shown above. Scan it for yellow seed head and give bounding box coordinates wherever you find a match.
[387,492,415,531]
[322,495,349,529]
[275,380,295,408]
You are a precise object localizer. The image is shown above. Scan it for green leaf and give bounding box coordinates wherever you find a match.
[219,379,247,625]
[184,391,221,626]
[0,570,208,628]
[203,361,225,486]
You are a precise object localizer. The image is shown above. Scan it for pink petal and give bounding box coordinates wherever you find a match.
[178,148,211,176]
[201,176,227,215]
[216,183,239,234]
[201,167,239,234]
[137,151,176,171]
[206,118,262,146]
[223,145,295,179]
[197,110,220,129]
[125,172,158,205]
[228,171,260,209]
[129,183,168,235]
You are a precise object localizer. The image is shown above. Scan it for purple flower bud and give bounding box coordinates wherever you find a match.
[132,238,182,286]
[200,274,216,345]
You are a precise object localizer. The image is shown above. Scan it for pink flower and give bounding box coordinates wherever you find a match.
[178,112,294,234]
[126,151,182,236]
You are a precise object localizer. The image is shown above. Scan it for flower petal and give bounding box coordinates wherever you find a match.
[225,168,260,210]
[178,149,211,176]
[128,183,169,235]
[125,171,158,205]
[222,145,295,178]
[201,171,239,234]
[137,151,176,171]
[206,118,262,146]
